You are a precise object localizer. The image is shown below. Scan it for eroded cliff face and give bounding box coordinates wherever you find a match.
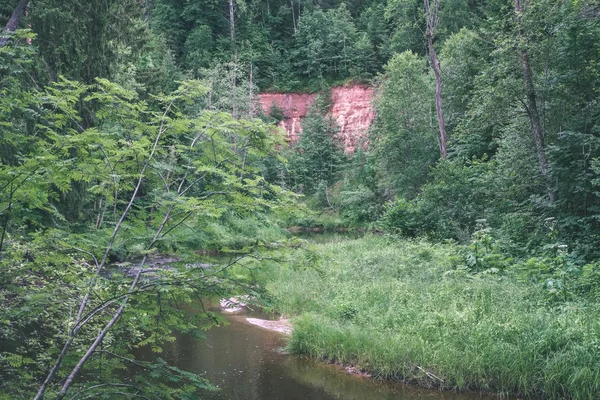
[259,92,316,143]
[259,85,374,153]
[329,85,374,153]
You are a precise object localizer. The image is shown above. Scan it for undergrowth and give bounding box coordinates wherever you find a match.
[260,235,600,399]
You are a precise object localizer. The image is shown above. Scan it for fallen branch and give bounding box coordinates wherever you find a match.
[416,365,444,383]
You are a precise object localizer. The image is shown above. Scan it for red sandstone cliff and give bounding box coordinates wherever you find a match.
[259,85,374,153]
[259,92,316,143]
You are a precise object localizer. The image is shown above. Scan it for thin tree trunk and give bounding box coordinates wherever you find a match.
[324,185,337,212]
[229,0,239,167]
[428,37,447,159]
[55,269,143,400]
[51,113,224,397]
[424,0,447,160]
[229,0,235,43]
[56,199,180,398]
[520,51,549,177]
[240,63,251,175]
[95,198,106,229]
[0,0,29,47]
[290,0,297,34]
[57,156,193,397]
[229,0,238,120]
[514,0,554,201]
[232,59,238,120]
[0,213,9,253]
[56,204,177,398]
[0,184,13,253]
[248,62,254,118]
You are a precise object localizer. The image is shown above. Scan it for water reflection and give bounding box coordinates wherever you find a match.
[135,310,493,400]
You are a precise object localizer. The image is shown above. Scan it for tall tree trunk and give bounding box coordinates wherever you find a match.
[248,62,254,118]
[0,184,13,253]
[229,0,235,43]
[0,0,29,47]
[231,58,238,120]
[240,63,253,173]
[424,0,448,160]
[428,37,447,159]
[290,0,297,34]
[514,0,554,201]
[229,0,238,120]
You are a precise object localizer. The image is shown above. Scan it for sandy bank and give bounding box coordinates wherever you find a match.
[246,317,292,335]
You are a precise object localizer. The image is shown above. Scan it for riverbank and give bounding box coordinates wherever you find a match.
[247,317,292,334]
[260,235,600,399]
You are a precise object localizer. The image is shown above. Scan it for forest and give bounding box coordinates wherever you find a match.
[1,0,600,399]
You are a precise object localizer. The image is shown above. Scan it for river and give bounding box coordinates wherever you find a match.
[135,304,493,400]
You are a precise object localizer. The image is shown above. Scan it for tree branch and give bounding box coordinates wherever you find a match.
[34,100,176,400]
[69,383,145,400]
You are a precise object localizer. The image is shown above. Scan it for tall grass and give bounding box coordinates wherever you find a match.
[261,235,600,399]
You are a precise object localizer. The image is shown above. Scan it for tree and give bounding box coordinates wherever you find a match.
[513,0,553,200]
[0,0,28,47]
[292,4,360,80]
[24,0,147,83]
[439,28,490,138]
[0,74,289,398]
[358,3,392,72]
[424,0,448,159]
[286,100,346,194]
[371,51,437,199]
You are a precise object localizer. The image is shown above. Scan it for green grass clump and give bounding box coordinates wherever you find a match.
[262,235,600,399]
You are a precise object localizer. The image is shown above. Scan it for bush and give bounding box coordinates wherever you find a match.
[380,159,496,241]
[380,198,422,236]
[339,185,383,225]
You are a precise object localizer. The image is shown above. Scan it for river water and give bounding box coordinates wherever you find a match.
[136,306,492,400]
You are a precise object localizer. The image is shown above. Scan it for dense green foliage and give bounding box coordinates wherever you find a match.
[0,72,291,399]
[149,0,390,90]
[0,5,293,398]
[251,0,600,398]
[274,0,600,267]
[2,0,600,398]
[286,100,346,195]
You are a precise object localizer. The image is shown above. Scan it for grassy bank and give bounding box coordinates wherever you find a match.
[260,235,600,399]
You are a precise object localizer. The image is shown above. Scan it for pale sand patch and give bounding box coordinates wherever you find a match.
[246,317,292,335]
